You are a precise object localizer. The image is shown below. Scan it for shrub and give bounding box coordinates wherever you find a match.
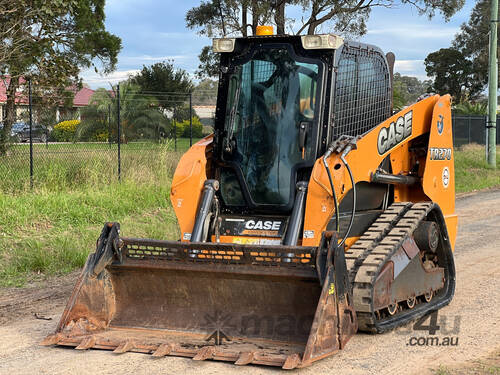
[52,119,80,142]
[178,118,203,138]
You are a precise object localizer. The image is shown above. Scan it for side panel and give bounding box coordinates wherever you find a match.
[170,136,212,241]
[422,95,457,250]
[302,96,439,247]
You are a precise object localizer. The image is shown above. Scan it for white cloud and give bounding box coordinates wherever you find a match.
[80,69,140,88]
[367,24,460,39]
[395,60,428,80]
[395,59,424,72]
[119,55,192,64]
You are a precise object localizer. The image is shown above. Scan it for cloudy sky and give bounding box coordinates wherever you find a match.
[81,0,476,89]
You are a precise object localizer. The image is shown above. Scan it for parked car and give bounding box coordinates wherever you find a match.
[0,122,28,142]
[18,122,50,143]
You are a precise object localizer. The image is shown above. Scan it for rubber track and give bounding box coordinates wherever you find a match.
[345,202,412,285]
[348,202,434,332]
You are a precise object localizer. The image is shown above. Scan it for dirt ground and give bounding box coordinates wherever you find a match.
[1,189,499,375]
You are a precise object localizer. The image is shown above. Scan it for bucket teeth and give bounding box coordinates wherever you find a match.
[152,343,174,357]
[75,336,96,350]
[282,353,301,370]
[234,351,254,365]
[192,346,215,361]
[40,333,62,346]
[113,339,135,354]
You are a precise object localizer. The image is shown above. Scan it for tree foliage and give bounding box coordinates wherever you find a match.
[453,0,497,95]
[187,0,465,78]
[0,0,121,152]
[392,73,432,111]
[131,61,194,111]
[78,82,168,142]
[454,101,488,115]
[424,48,473,103]
[425,0,497,102]
[192,79,218,105]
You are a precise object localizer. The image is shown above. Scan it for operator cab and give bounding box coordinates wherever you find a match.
[212,32,392,216]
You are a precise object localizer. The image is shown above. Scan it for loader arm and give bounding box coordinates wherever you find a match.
[302,94,457,250]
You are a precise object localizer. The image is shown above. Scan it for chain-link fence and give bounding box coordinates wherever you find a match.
[1,79,497,194]
[0,81,216,193]
[452,115,500,147]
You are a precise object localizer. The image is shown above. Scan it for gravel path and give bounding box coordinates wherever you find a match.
[1,189,499,375]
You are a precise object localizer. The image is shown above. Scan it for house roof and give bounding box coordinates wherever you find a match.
[0,76,95,107]
[0,77,28,105]
[73,87,95,107]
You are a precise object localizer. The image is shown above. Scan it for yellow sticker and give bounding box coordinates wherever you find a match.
[232,237,281,245]
[328,283,335,295]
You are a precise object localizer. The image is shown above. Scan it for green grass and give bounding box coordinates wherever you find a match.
[0,139,200,192]
[0,140,498,288]
[455,144,500,193]
[0,140,188,287]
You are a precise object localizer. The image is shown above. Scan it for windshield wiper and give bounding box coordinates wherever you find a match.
[224,82,242,154]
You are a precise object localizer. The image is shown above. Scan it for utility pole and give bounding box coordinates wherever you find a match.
[487,0,498,167]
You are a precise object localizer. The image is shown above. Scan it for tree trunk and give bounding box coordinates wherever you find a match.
[242,3,248,37]
[307,19,319,35]
[275,0,285,34]
[251,0,258,35]
[0,76,19,154]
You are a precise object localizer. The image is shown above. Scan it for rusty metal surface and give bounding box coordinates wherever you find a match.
[120,237,316,266]
[390,255,444,303]
[43,226,357,369]
[373,262,393,311]
[373,253,444,311]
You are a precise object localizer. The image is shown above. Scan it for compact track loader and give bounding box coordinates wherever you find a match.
[43,30,457,369]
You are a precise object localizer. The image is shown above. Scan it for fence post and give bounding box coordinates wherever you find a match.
[468,116,471,145]
[28,78,33,189]
[189,92,193,147]
[108,103,111,149]
[174,112,177,152]
[117,83,121,181]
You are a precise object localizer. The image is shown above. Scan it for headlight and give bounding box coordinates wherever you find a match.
[301,34,343,50]
[213,38,236,53]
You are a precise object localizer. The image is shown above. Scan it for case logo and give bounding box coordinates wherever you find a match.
[377,111,413,155]
[244,220,281,231]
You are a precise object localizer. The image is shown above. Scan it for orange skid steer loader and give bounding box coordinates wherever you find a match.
[43,30,457,369]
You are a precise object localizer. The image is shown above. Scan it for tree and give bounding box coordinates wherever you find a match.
[0,0,121,153]
[454,101,488,115]
[424,48,473,102]
[453,0,498,97]
[187,0,465,78]
[393,73,432,110]
[192,79,218,105]
[131,61,194,111]
[78,82,168,142]
[195,46,220,80]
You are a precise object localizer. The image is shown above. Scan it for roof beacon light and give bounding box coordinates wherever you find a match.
[256,25,274,36]
[213,38,235,53]
[301,34,344,50]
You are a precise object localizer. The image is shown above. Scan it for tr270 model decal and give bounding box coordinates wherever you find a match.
[429,148,452,161]
[377,111,413,155]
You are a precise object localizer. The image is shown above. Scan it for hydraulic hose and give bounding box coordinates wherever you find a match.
[322,153,340,232]
[339,154,356,248]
